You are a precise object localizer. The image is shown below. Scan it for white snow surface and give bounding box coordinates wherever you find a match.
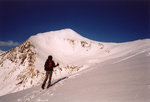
[0,29,150,102]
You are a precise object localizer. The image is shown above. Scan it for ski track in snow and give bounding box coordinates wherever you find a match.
[113,49,148,64]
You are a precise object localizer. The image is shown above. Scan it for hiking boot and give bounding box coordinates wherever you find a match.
[47,84,52,88]
[41,83,45,89]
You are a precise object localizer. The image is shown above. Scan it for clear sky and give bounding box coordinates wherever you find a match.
[0,0,149,51]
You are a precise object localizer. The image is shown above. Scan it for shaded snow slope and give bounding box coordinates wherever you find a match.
[0,28,150,98]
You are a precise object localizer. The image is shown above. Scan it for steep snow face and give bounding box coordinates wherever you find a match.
[29,29,106,69]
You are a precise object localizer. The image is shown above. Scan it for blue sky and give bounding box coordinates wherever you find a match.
[0,0,149,51]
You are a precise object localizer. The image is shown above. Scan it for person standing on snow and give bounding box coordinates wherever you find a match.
[42,55,59,89]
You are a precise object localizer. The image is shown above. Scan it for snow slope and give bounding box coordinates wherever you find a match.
[0,38,150,102]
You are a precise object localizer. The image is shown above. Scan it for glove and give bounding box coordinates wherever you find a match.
[57,63,59,66]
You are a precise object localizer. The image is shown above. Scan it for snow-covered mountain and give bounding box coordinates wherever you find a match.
[0,29,109,96]
[0,29,150,102]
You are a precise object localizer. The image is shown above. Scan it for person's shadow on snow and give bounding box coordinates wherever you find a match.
[47,76,68,88]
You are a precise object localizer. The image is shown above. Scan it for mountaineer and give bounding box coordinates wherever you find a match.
[41,55,59,89]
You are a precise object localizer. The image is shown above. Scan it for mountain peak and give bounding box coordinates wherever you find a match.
[28,29,105,67]
[29,28,86,43]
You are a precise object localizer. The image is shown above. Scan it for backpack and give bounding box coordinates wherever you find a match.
[49,60,52,68]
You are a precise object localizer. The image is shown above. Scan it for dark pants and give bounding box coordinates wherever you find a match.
[43,71,53,85]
